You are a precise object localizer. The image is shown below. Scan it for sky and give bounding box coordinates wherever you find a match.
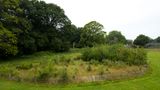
[43,0,160,40]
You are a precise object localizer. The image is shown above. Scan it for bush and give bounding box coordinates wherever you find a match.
[81,44,147,65]
[81,45,109,62]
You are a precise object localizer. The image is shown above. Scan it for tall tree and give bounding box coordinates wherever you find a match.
[133,34,151,47]
[106,31,126,44]
[0,0,73,56]
[0,22,18,57]
[61,24,81,48]
[0,0,32,35]
[0,0,32,54]
[79,21,106,47]
[156,36,160,43]
[20,0,72,52]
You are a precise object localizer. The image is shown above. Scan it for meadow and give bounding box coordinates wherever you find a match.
[0,45,147,84]
[1,0,160,90]
[0,49,159,90]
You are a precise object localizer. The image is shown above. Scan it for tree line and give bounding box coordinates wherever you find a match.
[0,0,159,58]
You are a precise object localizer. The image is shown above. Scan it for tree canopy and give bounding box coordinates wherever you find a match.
[0,0,74,57]
[79,21,106,47]
[1,0,157,58]
[156,36,160,43]
[133,34,151,47]
[106,31,126,44]
[1,0,107,57]
[0,23,18,57]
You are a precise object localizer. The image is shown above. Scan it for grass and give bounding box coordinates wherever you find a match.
[0,47,145,84]
[0,49,159,90]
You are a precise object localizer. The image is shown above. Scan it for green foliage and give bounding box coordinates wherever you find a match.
[50,38,70,52]
[0,50,158,90]
[82,45,109,62]
[0,0,32,55]
[106,31,126,44]
[156,36,160,43]
[0,0,76,57]
[0,0,32,36]
[16,63,33,70]
[133,34,151,47]
[19,0,72,53]
[61,25,81,48]
[0,23,18,57]
[36,64,53,82]
[82,45,147,65]
[0,65,12,77]
[79,21,106,47]
[36,69,51,82]
[0,48,149,85]
[18,35,37,54]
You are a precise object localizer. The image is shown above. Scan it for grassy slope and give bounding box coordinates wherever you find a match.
[0,50,160,90]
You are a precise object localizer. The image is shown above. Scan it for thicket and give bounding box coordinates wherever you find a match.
[81,45,147,65]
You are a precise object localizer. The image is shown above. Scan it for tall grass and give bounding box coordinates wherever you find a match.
[0,47,147,84]
[81,44,147,65]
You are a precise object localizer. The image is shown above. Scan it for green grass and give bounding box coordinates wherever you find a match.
[0,48,143,84]
[0,49,160,90]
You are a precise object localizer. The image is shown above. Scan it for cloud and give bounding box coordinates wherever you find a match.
[43,0,160,39]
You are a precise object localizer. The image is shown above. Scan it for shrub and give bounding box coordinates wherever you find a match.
[81,44,147,65]
[81,45,109,62]
[127,48,147,65]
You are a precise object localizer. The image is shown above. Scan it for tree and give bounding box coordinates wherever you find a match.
[0,0,32,55]
[156,36,160,43]
[0,0,73,56]
[133,34,151,47]
[0,0,32,34]
[79,21,106,47]
[106,31,126,44]
[0,23,18,57]
[61,24,82,48]
[20,0,71,52]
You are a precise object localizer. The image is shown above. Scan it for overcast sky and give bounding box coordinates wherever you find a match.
[43,0,160,39]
